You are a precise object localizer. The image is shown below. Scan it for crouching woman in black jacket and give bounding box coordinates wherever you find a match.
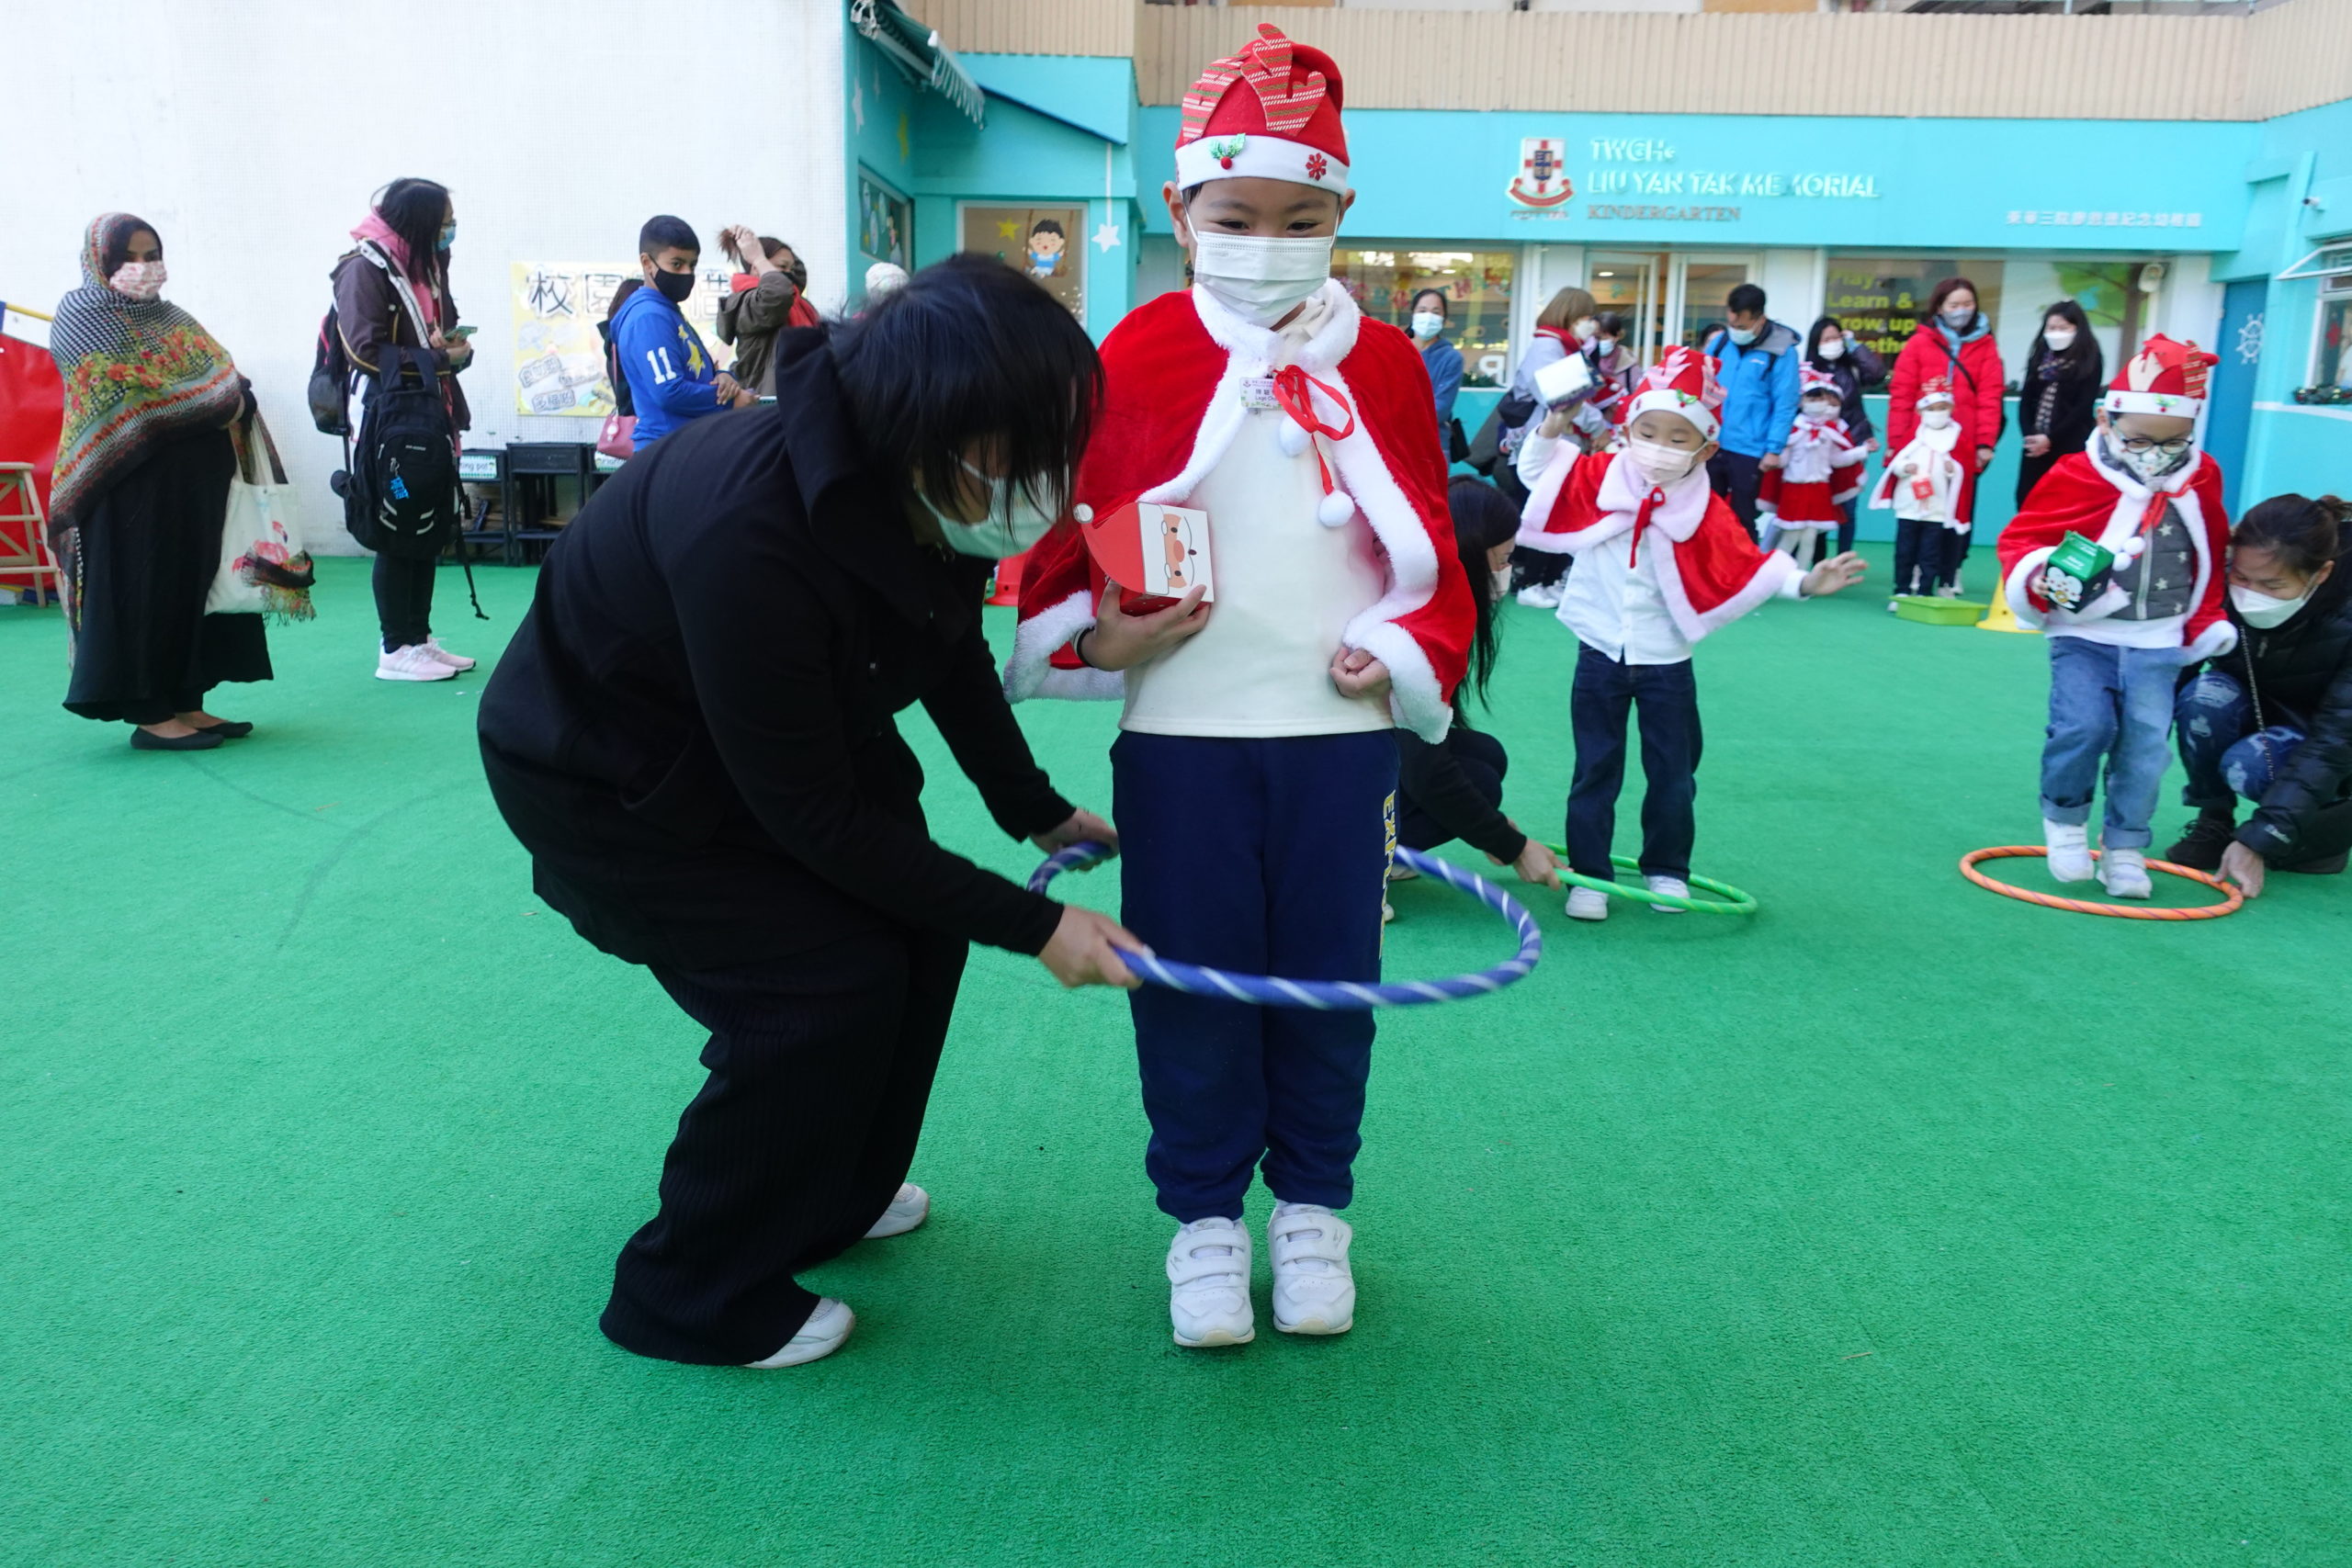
[480,257,1139,1370]
[2167,493,2352,895]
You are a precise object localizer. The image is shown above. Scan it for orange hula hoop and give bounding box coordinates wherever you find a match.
[1958,846,2244,920]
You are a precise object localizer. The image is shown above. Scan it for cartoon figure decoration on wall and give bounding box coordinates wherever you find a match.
[858,174,910,272]
[961,204,1086,321]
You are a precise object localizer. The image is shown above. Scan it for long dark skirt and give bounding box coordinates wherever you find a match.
[61,428,272,725]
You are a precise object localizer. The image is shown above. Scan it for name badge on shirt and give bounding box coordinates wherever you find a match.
[1239,375,1279,412]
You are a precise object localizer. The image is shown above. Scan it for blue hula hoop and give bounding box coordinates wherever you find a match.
[1026,842,1543,1010]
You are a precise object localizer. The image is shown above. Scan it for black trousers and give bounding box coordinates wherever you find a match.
[1707,450,1765,539]
[373,552,437,653]
[1892,518,1950,596]
[598,927,967,1366]
[1566,645,1702,881]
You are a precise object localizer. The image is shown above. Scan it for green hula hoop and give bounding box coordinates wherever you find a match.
[1544,847,1759,915]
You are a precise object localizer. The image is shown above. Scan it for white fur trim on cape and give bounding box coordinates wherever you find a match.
[1514,437,1579,554]
[1648,536,1802,642]
[1186,281,1453,742]
[1004,588,1124,703]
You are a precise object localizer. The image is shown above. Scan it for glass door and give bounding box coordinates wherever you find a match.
[1587,253,1664,366]
[1670,254,1756,352]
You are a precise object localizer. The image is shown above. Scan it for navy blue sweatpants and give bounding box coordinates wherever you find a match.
[1112,730,1396,1224]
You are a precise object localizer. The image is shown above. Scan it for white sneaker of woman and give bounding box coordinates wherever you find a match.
[743,1297,854,1369]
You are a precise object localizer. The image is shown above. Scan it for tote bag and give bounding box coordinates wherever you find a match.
[209,411,316,620]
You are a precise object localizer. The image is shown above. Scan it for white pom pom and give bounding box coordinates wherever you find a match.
[2115,536,2145,561]
[1317,490,1356,527]
[1073,503,1093,524]
[1278,422,1312,458]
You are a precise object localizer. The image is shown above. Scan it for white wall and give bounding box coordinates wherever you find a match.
[0,0,846,551]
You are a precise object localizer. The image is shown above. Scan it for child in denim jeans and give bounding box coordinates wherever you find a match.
[1997,336,2232,898]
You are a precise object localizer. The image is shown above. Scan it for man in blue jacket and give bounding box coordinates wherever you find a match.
[1701,283,1801,538]
[614,215,751,448]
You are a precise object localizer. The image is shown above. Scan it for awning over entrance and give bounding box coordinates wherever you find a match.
[851,0,985,129]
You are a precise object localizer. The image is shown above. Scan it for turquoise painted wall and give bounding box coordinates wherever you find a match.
[1135,107,2255,253]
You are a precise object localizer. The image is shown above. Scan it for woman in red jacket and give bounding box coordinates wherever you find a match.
[1885,276,2005,592]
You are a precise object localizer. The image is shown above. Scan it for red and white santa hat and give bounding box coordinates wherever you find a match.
[1174,24,1351,196]
[1799,365,1844,402]
[1916,375,1956,410]
[2104,333,2218,418]
[1623,347,1725,439]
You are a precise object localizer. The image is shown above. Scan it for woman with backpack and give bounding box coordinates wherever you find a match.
[333,176,476,682]
[51,212,273,749]
[1885,277,2005,593]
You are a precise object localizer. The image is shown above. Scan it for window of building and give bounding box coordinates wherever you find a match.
[1823,258,2007,362]
[1331,246,1515,387]
[2310,257,2352,392]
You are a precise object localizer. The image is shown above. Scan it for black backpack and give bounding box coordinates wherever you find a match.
[308,307,351,434]
[346,346,460,558]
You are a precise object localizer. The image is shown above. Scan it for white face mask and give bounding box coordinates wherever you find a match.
[1626,437,1702,486]
[922,458,1059,559]
[109,260,166,301]
[1816,336,1845,361]
[1800,400,1838,424]
[2043,327,2077,352]
[1920,408,1955,430]
[2107,431,2194,482]
[1594,336,1618,357]
[1410,311,1444,341]
[1187,231,1333,327]
[2232,582,2312,628]
[1726,325,1758,348]
[1941,306,1975,329]
[1571,317,1599,344]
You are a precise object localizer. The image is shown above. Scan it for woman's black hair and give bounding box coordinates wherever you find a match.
[375,178,450,277]
[639,214,699,257]
[1804,315,1845,364]
[1447,476,1521,705]
[830,253,1102,520]
[2234,493,2349,581]
[2036,299,2104,381]
[1409,288,1450,319]
[1594,310,1626,340]
[605,277,642,320]
[1921,276,1982,327]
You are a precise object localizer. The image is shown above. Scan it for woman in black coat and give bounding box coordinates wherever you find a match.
[2015,299,2103,507]
[2167,494,2352,894]
[479,258,1139,1371]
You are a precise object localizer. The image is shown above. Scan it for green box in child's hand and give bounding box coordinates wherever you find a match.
[2041,532,2115,614]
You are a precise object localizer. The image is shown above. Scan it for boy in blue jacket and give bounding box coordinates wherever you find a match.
[613,215,750,447]
[1702,282,1802,537]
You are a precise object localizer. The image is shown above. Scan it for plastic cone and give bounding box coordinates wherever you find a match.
[1977,585,2030,634]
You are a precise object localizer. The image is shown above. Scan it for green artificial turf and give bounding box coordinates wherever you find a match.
[3,553,2346,1567]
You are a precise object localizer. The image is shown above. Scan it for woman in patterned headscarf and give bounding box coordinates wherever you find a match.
[51,213,271,749]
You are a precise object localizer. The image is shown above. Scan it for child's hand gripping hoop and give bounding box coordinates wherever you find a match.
[1958,846,2244,920]
[1545,849,1759,915]
[1027,843,1543,1010]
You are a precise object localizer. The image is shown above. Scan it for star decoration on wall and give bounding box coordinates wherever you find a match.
[2236,312,2264,366]
[997,219,1020,240]
[852,77,865,130]
[1091,220,1122,253]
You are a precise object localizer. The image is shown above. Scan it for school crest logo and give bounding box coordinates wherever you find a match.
[1507,138,1573,209]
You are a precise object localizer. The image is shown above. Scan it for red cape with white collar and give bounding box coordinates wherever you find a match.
[1996,440,2234,661]
[1515,446,1801,643]
[1005,282,1470,742]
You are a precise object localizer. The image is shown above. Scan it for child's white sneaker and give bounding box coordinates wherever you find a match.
[743,1297,854,1369]
[1566,886,1611,921]
[1267,1203,1354,1336]
[1167,1217,1253,1348]
[2043,819,2095,883]
[1517,581,1564,609]
[1645,874,1690,913]
[2099,847,2154,899]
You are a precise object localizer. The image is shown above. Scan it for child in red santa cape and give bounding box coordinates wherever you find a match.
[1996,334,2232,899]
[1869,378,1970,602]
[1757,367,1868,567]
[1514,348,1867,921]
[1004,24,1476,1350]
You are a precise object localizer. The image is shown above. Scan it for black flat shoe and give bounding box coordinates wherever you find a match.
[130,728,224,751]
[189,719,254,739]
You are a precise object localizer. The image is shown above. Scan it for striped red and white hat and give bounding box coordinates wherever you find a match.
[1174,24,1351,196]
[1625,347,1726,439]
[2104,333,2218,418]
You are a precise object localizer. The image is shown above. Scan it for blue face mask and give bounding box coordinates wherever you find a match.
[437,222,456,253]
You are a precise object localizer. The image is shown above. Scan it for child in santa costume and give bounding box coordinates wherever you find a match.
[1870,378,1970,601]
[1515,348,1867,921]
[1004,23,1475,1350]
[1757,367,1867,566]
[1996,334,2232,899]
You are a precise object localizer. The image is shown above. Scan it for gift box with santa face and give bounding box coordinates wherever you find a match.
[1075,500,1216,615]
